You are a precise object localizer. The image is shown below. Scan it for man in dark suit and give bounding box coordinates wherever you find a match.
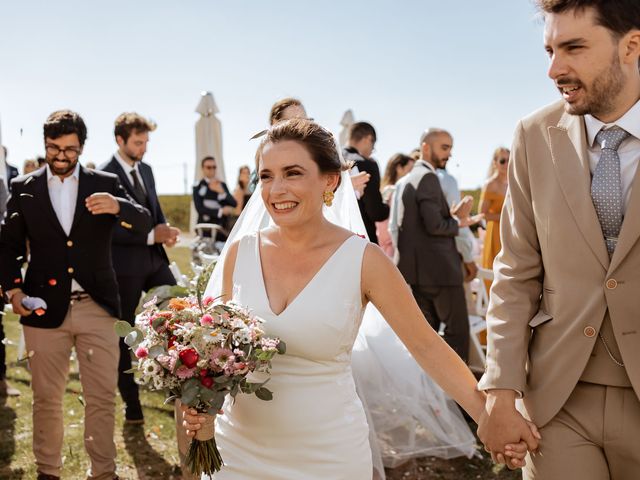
[0,110,152,480]
[1,146,19,193]
[100,112,179,424]
[192,155,237,241]
[342,122,389,244]
[0,147,17,397]
[392,128,480,362]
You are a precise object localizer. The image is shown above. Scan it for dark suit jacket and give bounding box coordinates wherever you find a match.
[0,166,153,328]
[343,147,389,243]
[6,164,18,193]
[99,156,169,276]
[396,161,462,287]
[192,178,237,230]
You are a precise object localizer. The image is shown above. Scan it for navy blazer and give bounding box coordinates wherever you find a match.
[99,156,170,276]
[0,166,153,327]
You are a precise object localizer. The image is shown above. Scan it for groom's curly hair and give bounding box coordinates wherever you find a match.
[256,118,346,192]
[535,0,640,37]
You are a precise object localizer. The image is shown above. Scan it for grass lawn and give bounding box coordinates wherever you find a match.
[0,246,521,480]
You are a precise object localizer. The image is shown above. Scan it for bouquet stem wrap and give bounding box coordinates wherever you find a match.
[186,412,223,475]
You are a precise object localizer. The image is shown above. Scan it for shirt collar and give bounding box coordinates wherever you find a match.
[584,99,640,147]
[415,159,436,173]
[114,151,139,174]
[46,162,80,182]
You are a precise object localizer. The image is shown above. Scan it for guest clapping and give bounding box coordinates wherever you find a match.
[193,156,237,240]
[343,122,388,244]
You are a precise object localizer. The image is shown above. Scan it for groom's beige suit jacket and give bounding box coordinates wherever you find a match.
[478,100,640,426]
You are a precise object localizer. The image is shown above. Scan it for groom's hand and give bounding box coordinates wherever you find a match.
[478,389,540,467]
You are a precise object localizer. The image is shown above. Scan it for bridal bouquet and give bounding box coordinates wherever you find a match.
[115,284,286,475]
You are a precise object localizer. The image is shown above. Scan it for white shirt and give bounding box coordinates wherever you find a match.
[584,99,640,215]
[114,151,155,245]
[47,163,84,292]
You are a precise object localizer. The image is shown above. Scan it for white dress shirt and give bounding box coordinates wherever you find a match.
[584,99,640,215]
[47,163,84,292]
[114,152,155,245]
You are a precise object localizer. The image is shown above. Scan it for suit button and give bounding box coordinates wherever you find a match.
[67,267,74,274]
[606,279,617,290]
[66,240,73,247]
[584,326,596,338]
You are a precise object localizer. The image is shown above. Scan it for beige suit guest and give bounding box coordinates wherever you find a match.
[477,3,640,479]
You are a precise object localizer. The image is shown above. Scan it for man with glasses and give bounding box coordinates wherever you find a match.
[342,122,388,244]
[0,110,152,479]
[192,156,237,241]
[100,112,179,425]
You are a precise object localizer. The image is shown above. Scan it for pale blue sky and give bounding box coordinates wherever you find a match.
[0,0,558,193]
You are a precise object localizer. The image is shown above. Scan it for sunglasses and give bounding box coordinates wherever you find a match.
[498,158,509,165]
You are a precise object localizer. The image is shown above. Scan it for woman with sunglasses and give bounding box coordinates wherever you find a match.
[480,147,510,278]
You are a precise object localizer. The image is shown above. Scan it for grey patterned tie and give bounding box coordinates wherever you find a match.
[591,126,630,257]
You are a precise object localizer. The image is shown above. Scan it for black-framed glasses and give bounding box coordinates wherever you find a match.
[46,144,80,160]
[203,165,217,170]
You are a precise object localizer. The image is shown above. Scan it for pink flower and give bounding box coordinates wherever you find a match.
[175,365,196,379]
[210,348,235,372]
[203,296,215,307]
[200,314,214,326]
[135,346,149,358]
[157,350,178,372]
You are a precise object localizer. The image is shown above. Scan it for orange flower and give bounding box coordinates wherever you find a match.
[168,298,190,311]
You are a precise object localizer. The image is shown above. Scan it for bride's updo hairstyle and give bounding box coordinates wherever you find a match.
[256,118,347,192]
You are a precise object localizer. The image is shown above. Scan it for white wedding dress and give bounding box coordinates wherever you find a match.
[208,232,373,479]
[203,169,476,479]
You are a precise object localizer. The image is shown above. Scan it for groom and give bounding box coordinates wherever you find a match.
[478,1,640,478]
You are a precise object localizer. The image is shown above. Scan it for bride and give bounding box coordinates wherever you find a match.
[181,118,535,479]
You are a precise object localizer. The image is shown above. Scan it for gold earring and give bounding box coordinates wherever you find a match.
[323,191,334,207]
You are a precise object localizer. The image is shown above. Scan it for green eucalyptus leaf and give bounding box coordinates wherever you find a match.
[148,344,165,359]
[255,387,273,401]
[210,391,226,411]
[114,320,133,338]
[181,388,197,406]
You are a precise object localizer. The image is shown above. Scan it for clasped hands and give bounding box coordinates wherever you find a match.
[451,195,484,228]
[478,390,541,470]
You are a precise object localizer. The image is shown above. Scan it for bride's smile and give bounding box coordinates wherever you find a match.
[259,139,339,226]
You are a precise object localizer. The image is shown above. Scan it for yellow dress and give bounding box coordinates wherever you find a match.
[481,190,505,271]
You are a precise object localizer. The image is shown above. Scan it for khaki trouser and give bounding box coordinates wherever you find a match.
[24,297,119,479]
[524,382,640,480]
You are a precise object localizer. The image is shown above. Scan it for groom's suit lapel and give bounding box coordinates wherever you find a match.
[548,112,610,271]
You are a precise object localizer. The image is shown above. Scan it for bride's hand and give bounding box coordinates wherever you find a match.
[181,406,205,437]
[502,421,541,469]
[180,405,223,437]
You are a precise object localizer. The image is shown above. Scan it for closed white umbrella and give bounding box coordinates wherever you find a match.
[192,91,226,234]
[339,109,355,148]
[195,91,226,183]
